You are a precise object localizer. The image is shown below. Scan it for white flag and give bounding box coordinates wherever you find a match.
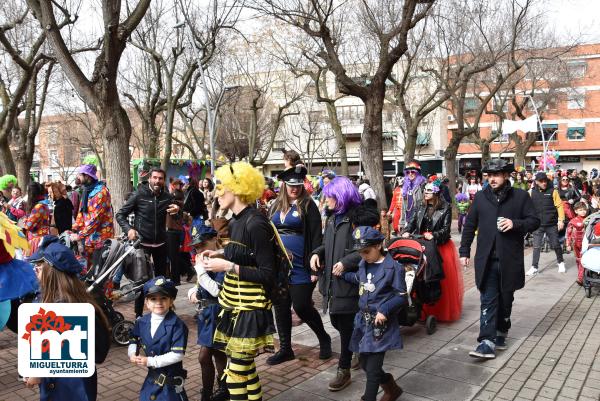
[501,115,538,134]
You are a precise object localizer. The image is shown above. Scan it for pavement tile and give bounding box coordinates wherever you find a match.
[397,371,481,401]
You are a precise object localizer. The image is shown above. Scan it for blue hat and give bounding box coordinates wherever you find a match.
[143,276,178,298]
[190,221,217,246]
[351,226,385,251]
[28,236,82,275]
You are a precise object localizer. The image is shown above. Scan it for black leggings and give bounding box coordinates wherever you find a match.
[166,230,182,282]
[198,346,227,395]
[360,352,387,401]
[273,282,329,349]
[330,313,355,369]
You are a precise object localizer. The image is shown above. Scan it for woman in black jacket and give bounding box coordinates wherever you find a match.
[183,176,208,221]
[310,176,362,392]
[267,165,331,366]
[403,179,463,322]
[47,182,73,234]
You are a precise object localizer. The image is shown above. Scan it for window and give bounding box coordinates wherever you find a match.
[464,97,480,113]
[493,130,510,143]
[47,125,59,145]
[535,124,558,143]
[567,127,585,141]
[493,96,509,113]
[567,61,587,79]
[416,131,430,146]
[48,150,58,167]
[568,89,585,109]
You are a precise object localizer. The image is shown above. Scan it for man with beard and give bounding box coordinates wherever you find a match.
[460,159,539,360]
[70,164,114,262]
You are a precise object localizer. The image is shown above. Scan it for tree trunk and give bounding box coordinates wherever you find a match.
[324,103,348,176]
[404,125,418,163]
[0,136,16,176]
[16,158,31,189]
[481,141,491,164]
[514,146,527,170]
[445,139,461,202]
[362,93,386,208]
[98,103,133,224]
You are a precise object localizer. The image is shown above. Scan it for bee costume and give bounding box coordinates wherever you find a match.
[212,162,276,401]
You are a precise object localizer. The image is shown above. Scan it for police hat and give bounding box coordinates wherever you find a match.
[28,235,82,275]
[278,165,307,186]
[482,159,514,174]
[143,276,178,298]
[190,221,217,247]
[351,226,385,251]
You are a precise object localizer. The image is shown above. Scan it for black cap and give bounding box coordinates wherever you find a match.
[278,165,307,186]
[535,172,548,181]
[351,226,385,251]
[482,159,514,174]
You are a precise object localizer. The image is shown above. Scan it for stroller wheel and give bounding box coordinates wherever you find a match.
[585,286,592,298]
[425,315,437,335]
[112,320,134,346]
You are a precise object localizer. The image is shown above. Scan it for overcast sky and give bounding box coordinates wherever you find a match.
[547,0,600,43]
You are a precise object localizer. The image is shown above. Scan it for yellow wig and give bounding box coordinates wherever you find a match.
[215,162,265,204]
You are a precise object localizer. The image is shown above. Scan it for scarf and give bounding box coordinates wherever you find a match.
[80,180,99,214]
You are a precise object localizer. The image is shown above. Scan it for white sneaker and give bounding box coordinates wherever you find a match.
[558,262,566,273]
[526,267,538,276]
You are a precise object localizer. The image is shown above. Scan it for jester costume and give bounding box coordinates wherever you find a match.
[73,181,114,260]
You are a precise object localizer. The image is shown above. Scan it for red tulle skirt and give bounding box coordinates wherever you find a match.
[422,240,464,322]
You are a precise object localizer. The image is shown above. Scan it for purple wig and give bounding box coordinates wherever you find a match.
[322,176,362,215]
[402,171,426,196]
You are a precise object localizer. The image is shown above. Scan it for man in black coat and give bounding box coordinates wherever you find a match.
[460,159,540,360]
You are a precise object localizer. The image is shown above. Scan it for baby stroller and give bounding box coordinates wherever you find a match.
[580,214,600,298]
[85,238,151,345]
[387,236,444,334]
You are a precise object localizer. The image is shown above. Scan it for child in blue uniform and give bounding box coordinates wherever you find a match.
[334,226,406,401]
[129,276,189,401]
[186,222,228,401]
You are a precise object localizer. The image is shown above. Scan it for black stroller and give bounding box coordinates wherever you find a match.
[85,238,151,345]
[387,236,444,334]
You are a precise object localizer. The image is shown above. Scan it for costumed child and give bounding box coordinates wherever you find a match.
[24,235,110,401]
[379,209,392,241]
[334,226,406,401]
[455,193,470,234]
[566,202,588,285]
[186,222,229,401]
[129,277,189,401]
[387,176,403,234]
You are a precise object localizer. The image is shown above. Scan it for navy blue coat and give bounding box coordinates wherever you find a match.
[130,311,189,401]
[343,253,407,353]
[196,271,224,347]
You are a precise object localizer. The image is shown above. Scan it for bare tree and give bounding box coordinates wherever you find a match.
[26,0,152,211]
[254,0,435,207]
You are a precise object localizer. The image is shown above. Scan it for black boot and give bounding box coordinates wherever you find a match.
[200,388,212,401]
[319,333,332,360]
[210,377,230,401]
[267,303,295,365]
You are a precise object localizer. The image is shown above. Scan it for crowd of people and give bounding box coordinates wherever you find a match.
[2,152,599,401]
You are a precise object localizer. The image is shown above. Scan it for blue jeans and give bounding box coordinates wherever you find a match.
[478,260,514,343]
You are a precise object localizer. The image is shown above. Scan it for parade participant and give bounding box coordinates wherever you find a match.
[460,159,539,359]
[0,174,17,203]
[6,186,25,222]
[70,164,114,261]
[129,276,189,401]
[401,161,426,227]
[456,193,470,234]
[310,176,362,391]
[267,164,330,365]
[527,172,566,275]
[24,235,110,401]
[379,209,392,240]
[201,178,215,217]
[22,182,50,256]
[334,226,405,401]
[465,175,482,201]
[387,176,403,234]
[513,173,529,191]
[47,182,73,235]
[402,179,464,322]
[198,161,276,401]
[183,176,208,222]
[166,178,185,285]
[566,202,588,285]
[187,222,229,401]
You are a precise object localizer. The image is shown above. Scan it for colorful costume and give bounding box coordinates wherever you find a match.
[455,193,470,234]
[567,215,586,282]
[402,161,426,226]
[23,201,50,256]
[388,186,403,232]
[73,182,114,259]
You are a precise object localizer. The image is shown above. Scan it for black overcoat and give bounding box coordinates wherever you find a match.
[459,185,540,292]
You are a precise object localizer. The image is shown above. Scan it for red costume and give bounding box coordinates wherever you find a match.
[388,187,403,232]
[566,215,586,282]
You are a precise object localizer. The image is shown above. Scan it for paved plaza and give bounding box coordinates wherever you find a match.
[1,232,599,401]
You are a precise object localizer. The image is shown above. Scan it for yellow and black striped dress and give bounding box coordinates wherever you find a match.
[213,207,276,359]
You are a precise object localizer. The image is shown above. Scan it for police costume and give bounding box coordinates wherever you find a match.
[342,227,407,354]
[28,236,110,401]
[190,224,224,347]
[130,277,189,401]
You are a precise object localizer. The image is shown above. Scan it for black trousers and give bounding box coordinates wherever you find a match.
[273,282,329,350]
[166,230,182,283]
[532,225,564,267]
[330,313,355,369]
[360,352,387,401]
[134,243,168,317]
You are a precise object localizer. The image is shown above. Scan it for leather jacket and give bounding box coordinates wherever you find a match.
[402,199,452,245]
